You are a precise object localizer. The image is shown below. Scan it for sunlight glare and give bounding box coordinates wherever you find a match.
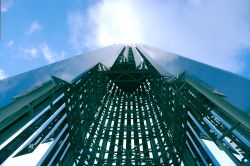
[97,1,140,45]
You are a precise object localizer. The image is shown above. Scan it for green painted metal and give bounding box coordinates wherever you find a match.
[0,46,249,165]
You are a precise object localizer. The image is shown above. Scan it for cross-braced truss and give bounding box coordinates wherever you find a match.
[0,46,249,165]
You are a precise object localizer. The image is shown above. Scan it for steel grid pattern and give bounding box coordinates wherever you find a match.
[69,79,185,165]
[0,46,249,165]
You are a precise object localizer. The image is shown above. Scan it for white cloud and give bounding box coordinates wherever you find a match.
[3,142,53,165]
[1,0,13,12]
[18,44,65,63]
[203,140,235,166]
[67,0,250,74]
[19,47,38,60]
[40,43,65,64]
[67,11,88,52]
[6,40,14,47]
[0,69,7,80]
[27,21,42,35]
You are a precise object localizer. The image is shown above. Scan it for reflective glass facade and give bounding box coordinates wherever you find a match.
[0,45,249,165]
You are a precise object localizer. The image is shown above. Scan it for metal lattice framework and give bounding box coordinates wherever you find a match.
[0,46,249,165]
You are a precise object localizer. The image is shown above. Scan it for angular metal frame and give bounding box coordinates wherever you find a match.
[0,46,249,165]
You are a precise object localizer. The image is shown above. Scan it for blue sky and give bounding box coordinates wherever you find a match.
[0,0,92,78]
[0,0,250,79]
[1,1,249,165]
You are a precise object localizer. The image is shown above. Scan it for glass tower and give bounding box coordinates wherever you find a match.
[0,45,249,165]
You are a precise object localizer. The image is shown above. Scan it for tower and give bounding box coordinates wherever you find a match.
[0,45,249,165]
